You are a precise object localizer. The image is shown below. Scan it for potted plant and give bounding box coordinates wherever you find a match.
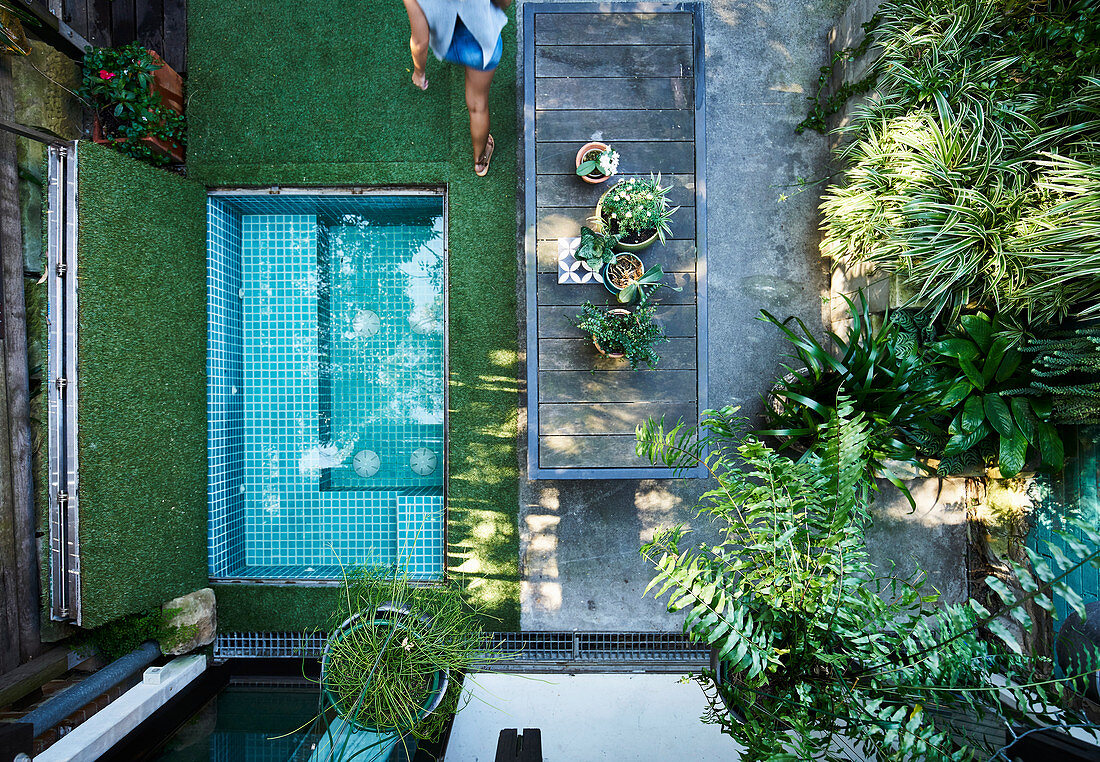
[612,264,682,306]
[602,252,644,293]
[573,302,667,370]
[574,225,622,270]
[80,43,186,165]
[594,175,678,252]
[319,567,505,755]
[575,141,619,184]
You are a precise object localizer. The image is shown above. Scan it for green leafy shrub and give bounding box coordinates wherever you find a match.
[573,302,667,370]
[819,0,1100,323]
[927,312,1063,476]
[757,293,945,489]
[78,43,186,166]
[637,404,1100,762]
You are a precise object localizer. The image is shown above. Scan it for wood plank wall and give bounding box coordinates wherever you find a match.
[56,0,186,73]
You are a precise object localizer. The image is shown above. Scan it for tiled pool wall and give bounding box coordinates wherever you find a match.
[207,194,446,580]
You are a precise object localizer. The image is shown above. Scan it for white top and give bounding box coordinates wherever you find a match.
[416,0,507,68]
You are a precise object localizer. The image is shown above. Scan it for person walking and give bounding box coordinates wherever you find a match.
[402,0,511,177]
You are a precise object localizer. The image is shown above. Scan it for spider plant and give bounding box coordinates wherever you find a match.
[757,292,946,493]
[322,566,506,740]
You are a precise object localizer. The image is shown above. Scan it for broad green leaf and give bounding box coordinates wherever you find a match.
[995,348,1023,382]
[1010,397,1036,445]
[959,357,986,389]
[1030,396,1054,420]
[962,396,985,432]
[984,394,1014,439]
[986,618,1023,655]
[961,314,993,352]
[998,428,1028,477]
[941,380,973,407]
[1036,423,1065,470]
[943,422,990,457]
[931,337,979,360]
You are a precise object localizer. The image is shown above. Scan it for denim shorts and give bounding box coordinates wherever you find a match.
[442,18,502,71]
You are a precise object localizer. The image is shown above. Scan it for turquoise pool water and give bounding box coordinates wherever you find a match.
[207,194,446,579]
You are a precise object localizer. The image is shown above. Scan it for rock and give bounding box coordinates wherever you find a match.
[161,588,216,656]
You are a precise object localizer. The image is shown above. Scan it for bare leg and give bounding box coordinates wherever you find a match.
[465,66,496,171]
[402,0,430,90]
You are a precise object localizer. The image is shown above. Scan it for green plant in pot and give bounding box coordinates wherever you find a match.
[927,312,1062,477]
[79,43,186,166]
[612,264,682,306]
[574,225,622,269]
[595,175,678,252]
[574,302,667,370]
[320,567,501,746]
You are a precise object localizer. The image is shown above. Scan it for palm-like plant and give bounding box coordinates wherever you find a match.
[758,293,945,493]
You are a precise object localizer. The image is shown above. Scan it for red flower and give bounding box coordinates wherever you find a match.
[98,69,115,80]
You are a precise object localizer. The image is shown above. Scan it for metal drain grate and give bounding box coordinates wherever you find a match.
[214,631,709,671]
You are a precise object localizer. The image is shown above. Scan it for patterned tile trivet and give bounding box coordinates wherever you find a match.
[557,237,603,284]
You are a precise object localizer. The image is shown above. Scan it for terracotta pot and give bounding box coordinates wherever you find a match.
[91,49,185,164]
[576,141,611,184]
[595,192,659,252]
[601,253,644,296]
[592,308,631,358]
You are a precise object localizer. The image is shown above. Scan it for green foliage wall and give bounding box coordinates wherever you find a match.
[76,142,207,628]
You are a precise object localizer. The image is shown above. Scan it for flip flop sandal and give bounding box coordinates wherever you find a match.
[413,71,428,91]
[475,134,495,177]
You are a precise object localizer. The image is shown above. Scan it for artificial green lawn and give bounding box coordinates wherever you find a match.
[76,142,208,628]
[189,1,521,630]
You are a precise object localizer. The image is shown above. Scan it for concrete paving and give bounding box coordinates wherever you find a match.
[444,673,741,761]
[515,0,966,631]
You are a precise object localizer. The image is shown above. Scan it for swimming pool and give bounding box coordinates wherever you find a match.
[207,191,446,580]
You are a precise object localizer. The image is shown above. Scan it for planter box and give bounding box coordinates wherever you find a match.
[91,49,185,164]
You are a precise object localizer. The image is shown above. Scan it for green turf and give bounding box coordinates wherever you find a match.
[188,1,521,630]
[76,142,208,629]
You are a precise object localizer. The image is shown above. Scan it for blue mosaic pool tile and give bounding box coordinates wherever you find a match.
[207,194,446,580]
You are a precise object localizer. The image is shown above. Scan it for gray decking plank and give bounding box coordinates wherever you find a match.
[536,141,696,175]
[535,44,693,78]
[537,272,695,306]
[538,370,697,404]
[538,337,697,371]
[539,401,698,435]
[537,239,696,273]
[536,76,694,111]
[536,173,695,209]
[539,435,647,469]
[534,12,693,46]
[537,304,696,339]
[537,206,695,240]
[536,109,694,142]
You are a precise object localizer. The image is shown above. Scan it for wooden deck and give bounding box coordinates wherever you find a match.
[523,3,706,479]
[55,0,187,73]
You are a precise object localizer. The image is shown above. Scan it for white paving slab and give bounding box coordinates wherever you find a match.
[445,673,741,762]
